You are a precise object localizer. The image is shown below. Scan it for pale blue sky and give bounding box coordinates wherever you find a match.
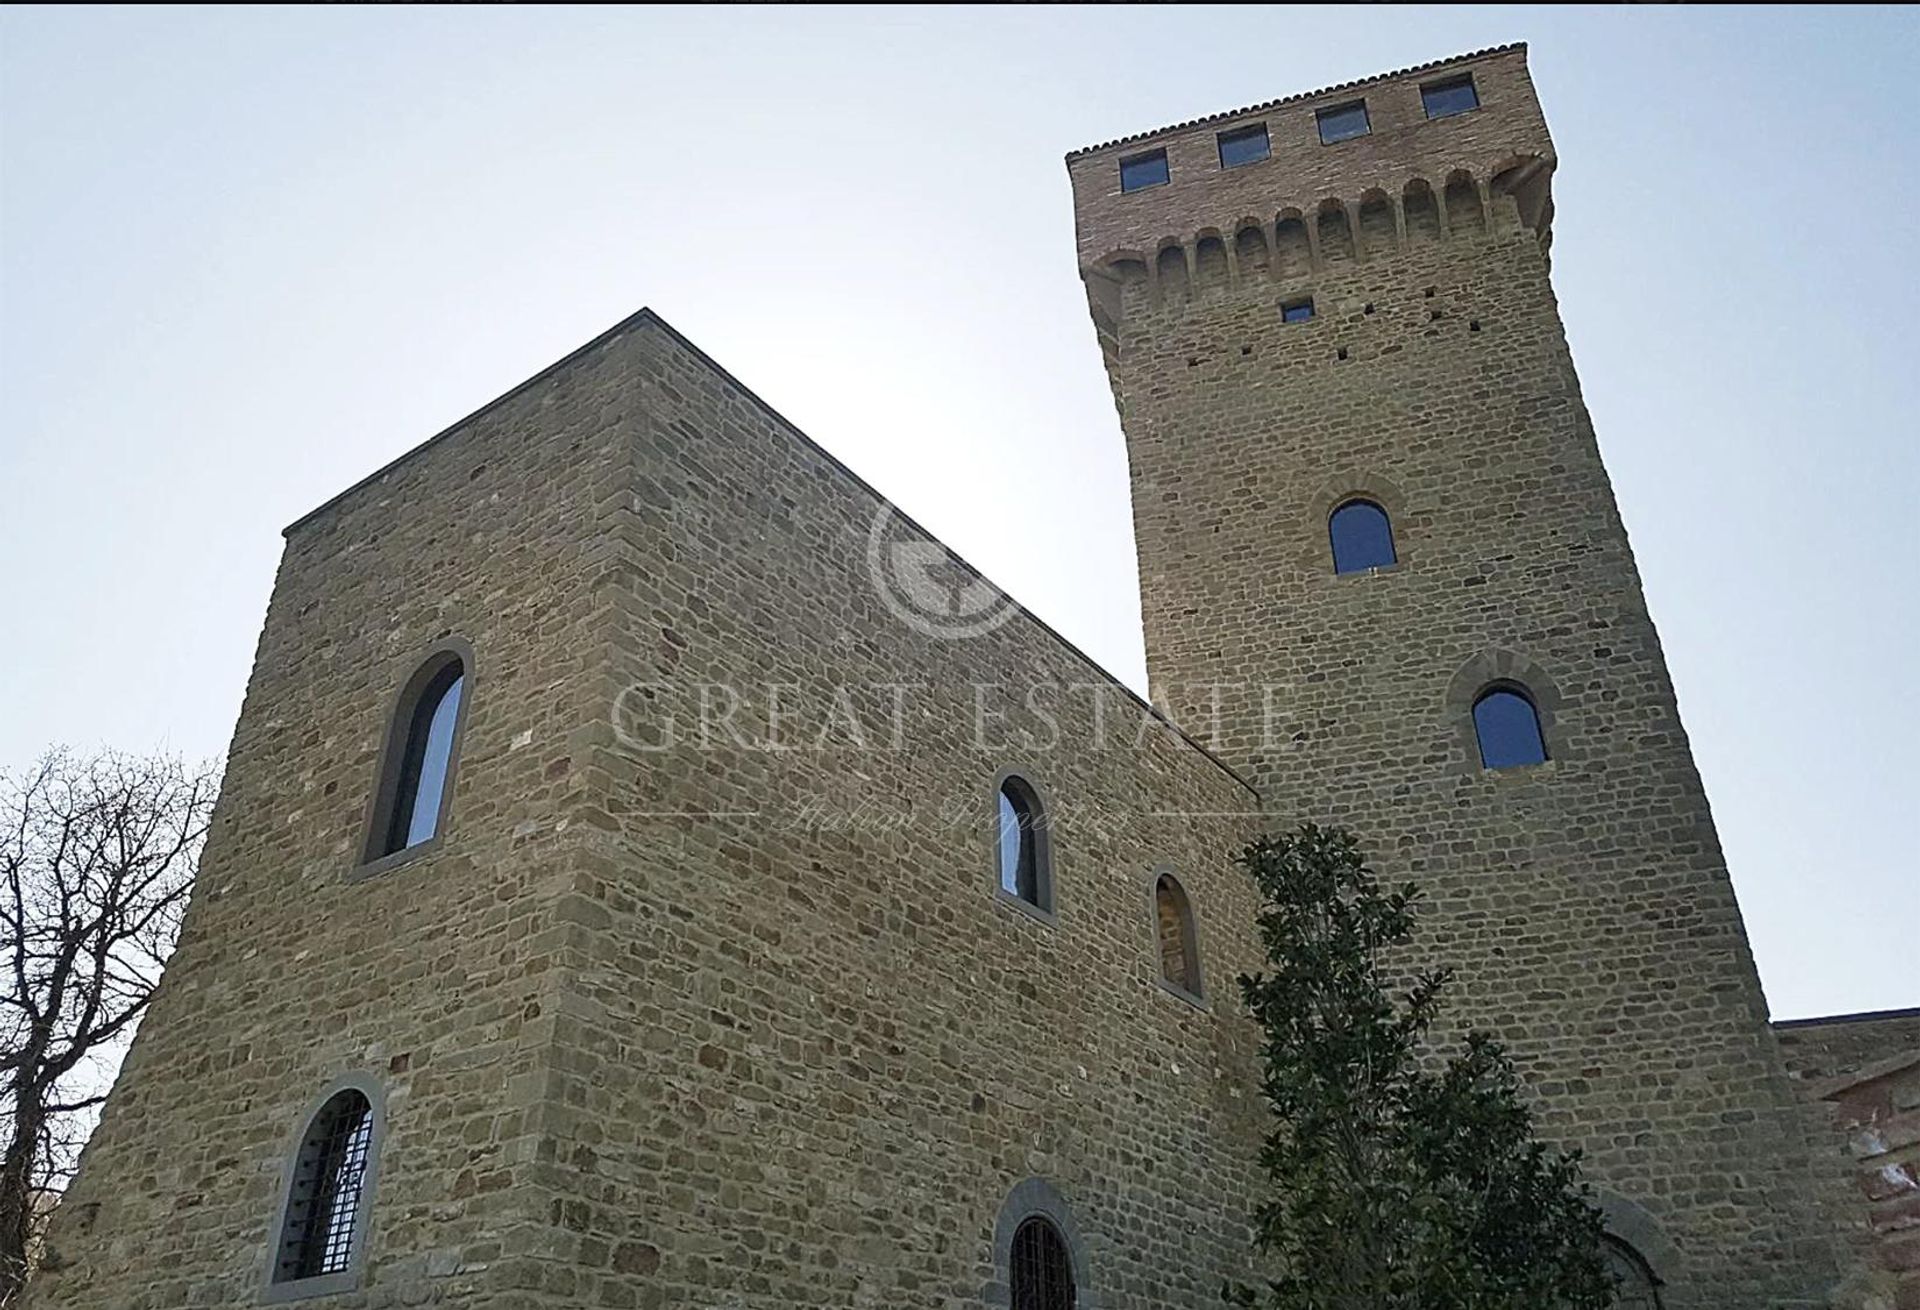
[2,6,1914,1019]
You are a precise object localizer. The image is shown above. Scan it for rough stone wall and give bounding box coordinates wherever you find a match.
[516,320,1271,1307]
[1814,1057,1920,1308]
[1781,1012,1920,1088]
[25,326,642,1308]
[28,312,1274,1309]
[1778,1012,1920,1305]
[1072,45,1846,1308]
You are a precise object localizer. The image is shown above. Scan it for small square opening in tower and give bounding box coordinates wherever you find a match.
[1422,74,1479,120]
[1282,298,1315,324]
[1119,149,1170,193]
[1316,101,1370,145]
[1217,123,1270,169]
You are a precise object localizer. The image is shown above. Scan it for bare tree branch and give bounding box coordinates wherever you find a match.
[0,747,219,1306]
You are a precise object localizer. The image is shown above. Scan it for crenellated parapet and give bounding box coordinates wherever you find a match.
[1068,44,1555,337]
[1083,157,1553,327]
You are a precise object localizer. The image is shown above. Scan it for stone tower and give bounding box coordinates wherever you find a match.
[24,42,1853,1310]
[1069,43,1842,1305]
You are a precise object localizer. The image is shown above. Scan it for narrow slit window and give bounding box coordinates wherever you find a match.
[1422,74,1480,120]
[996,776,1051,912]
[1119,149,1169,193]
[1154,874,1202,998]
[1217,123,1270,169]
[366,650,469,864]
[1316,100,1371,145]
[1472,686,1548,770]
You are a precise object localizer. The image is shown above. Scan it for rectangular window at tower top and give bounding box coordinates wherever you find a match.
[1120,149,1169,193]
[1217,123,1270,169]
[1422,75,1480,119]
[1316,101,1370,145]
[1282,298,1315,324]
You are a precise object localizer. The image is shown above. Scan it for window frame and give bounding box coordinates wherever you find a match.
[355,638,475,880]
[991,769,1057,926]
[988,1177,1099,1310]
[1602,1235,1666,1309]
[1471,682,1550,771]
[1421,73,1480,120]
[1149,869,1206,1007]
[1328,498,1398,575]
[1118,148,1169,194]
[262,1074,386,1305]
[1010,1216,1076,1310]
[1216,122,1271,169]
[1315,100,1371,145]
[1281,297,1315,325]
[1444,651,1564,777]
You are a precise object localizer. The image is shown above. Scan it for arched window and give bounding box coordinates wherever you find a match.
[364,647,469,865]
[1006,776,1052,906]
[1472,685,1548,769]
[1153,873,1202,999]
[1010,1216,1076,1310]
[273,1088,376,1289]
[1329,499,1396,574]
[1603,1236,1664,1309]
[996,775,1052,913]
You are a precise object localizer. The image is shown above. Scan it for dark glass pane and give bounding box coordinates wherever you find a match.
[1473,689,1548,770]
[1217,124,1270,169]
[1011,1218,1075,1310]
[1422,76,1479,119]
[1282,299,1314,324]
[1329,500,1395,574]
[1316,101,1370,144]
[1119,150,1168,193]
[403,673,463,848]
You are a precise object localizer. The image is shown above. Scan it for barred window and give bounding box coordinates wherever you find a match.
[1010,1216,1075,1310]
[274,1090,374,1284]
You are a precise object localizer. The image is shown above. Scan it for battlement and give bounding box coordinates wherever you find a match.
[1066,44,1554,276]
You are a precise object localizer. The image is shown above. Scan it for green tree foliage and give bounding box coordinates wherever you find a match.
[1225,824,1616,1310]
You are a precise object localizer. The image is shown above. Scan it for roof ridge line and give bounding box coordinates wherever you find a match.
[1064,42,1526,161]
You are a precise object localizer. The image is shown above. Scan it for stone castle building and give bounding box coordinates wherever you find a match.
[29,43,1852,1310]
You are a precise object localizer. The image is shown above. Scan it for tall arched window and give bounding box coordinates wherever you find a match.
[364,646,469,866]
[1153,873,1202,999]
[1472,684,1548,770]
[1329,499,1396,574]
[272,1088,377,1291]
[1603,1236,1664,1309]
[1010,1216,1076,1310]
[996,775,1052,913]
